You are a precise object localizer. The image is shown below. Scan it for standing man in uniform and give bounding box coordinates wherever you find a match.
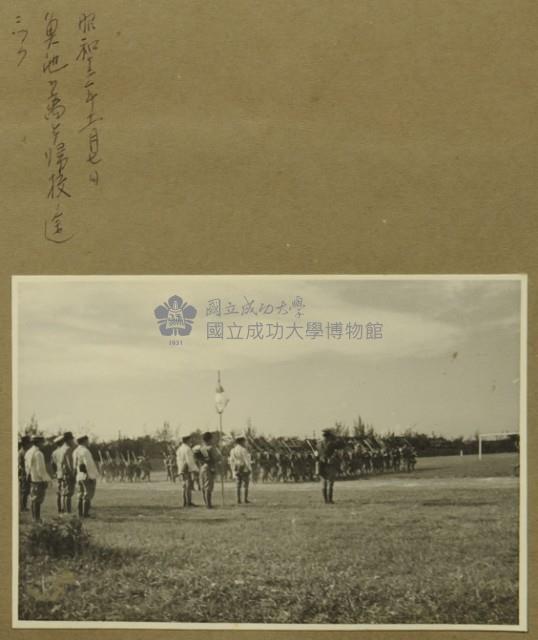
[24,435,52,522]
[51,432,76,513]
[198,431,221,509]
[317,428,338,504]
[51,435,65,513]
[73,435,99,518]
[18,435,32,512]
[176,435,198,507]
[229,435,252,505]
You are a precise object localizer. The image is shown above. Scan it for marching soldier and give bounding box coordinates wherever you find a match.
[24,435,52,522]
[73,435,99,518]
[197,432,221,509]
[229,435,252,504]
[317,428,338,504]
[18,435,32,512]
[176,435,198,507]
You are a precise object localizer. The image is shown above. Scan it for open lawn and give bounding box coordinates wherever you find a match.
[18,453,520,626]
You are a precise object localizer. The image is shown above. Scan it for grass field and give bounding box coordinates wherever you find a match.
[18,453,520,626]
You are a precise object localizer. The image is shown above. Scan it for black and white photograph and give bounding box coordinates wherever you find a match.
[12,275,527,631]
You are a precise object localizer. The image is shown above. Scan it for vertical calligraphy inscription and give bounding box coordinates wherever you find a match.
[76,12,102,186]
[43,11,74,244]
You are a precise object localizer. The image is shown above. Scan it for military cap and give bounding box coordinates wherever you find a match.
[181,435,192,444]
[235,434,246,443]
[76,434,89,444]
[20,435,31,446]
[322,428,335,438]
[202,431,213,443]
[63,431,74,440]
[31,434,45,443]
[53,435,64,445]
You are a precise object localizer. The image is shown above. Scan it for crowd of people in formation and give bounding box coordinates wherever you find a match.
[18,429,418,521]
[98,453,152,483]
[163,435,417,485]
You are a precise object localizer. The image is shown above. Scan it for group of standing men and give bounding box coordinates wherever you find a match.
[18,432,99,522]
[18,427,346,521]
[176,432,253,508]
[175,429,340,507]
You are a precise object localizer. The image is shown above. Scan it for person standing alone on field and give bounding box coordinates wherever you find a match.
[18,435,32,512]
[73,435,99,518]
[229,435,252,505]
[24,435,52,522]
[176,435,198,507]
[317,429,338,504]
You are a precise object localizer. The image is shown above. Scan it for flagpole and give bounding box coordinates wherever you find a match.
[216,370,226,506]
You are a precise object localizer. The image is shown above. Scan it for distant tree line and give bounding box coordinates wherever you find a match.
[19,414,519,460]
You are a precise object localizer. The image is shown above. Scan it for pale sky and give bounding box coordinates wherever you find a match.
[14,276,523,441]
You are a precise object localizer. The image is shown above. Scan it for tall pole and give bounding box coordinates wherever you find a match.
[217,370,225,506]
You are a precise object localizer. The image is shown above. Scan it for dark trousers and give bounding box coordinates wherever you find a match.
[77,478,96,517]
[57,477,76,513]
[200,466,215,508]
[179,472,194,506]
[236,470,250,503]
[321,478,335,503]
[19,478,30,511]
[30,482,47,521]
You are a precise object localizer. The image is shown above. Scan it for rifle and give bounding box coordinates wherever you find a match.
[278,439,293,455]
[305,439,317,456]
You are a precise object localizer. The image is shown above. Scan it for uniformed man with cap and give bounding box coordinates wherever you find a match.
[73,435,99,518]
[24,435,52,521]
[18,435,32,512]
[176,435,198,507]
[51,435,65,513]
[317,428,339,504]
[51,432,76,513]
[198,431,222,509]
[229,435,252,504]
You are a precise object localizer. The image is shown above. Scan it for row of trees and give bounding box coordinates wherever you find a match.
[19,414,518,460]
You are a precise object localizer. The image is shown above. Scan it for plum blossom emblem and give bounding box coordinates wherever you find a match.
[154,295,197,337]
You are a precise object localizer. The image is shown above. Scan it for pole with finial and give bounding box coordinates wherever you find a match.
[215,370,229,506]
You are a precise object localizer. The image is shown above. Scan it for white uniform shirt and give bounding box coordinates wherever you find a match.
[24,445,51,483]
[73,444,99,481]
[229,444,252,476]
[176,443,197,473]
[51,443,73,479]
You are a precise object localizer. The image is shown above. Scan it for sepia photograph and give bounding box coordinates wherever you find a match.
[12,275,527,630]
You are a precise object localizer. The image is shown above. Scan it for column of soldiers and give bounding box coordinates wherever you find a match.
[243,437,417,482]
[98,452,152,482]
[19,432,99,522]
